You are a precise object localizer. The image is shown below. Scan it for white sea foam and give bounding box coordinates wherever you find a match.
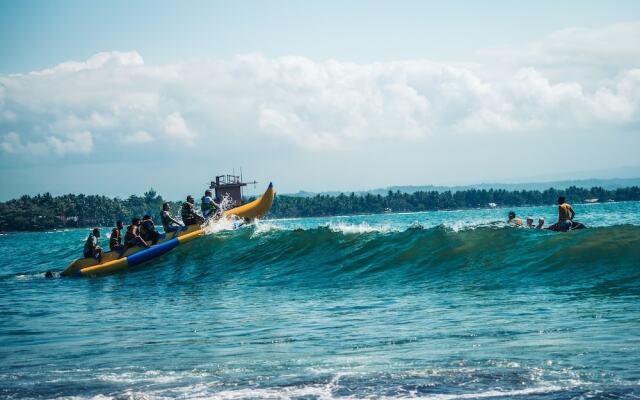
[59,383,570,400]
[202,216,241,235]
[251,220,286,237]
[417,385,566,400]
[49,365,587,400]
[14,273,42,281]
[442,218,504,232]
[327,222,399,234]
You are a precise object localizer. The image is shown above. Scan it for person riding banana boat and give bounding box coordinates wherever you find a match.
[161,202,184,238]
[201,190,221,219]
[140,215,160,245]
[109,220,125,255]
[181,195,205,225]
[124,218,151,250]
[83,228,103,261]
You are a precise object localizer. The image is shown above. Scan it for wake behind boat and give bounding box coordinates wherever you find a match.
[61,183,275,277]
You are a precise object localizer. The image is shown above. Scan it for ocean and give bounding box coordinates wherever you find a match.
[1,201,639,399]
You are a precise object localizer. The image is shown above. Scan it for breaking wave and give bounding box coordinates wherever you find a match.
[183,222,640,292]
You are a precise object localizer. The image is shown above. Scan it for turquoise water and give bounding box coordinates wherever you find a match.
[1,202,639,399]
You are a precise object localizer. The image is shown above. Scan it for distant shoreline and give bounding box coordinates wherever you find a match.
[1,186,638,232]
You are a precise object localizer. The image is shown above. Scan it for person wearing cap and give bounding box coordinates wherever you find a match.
[507,211,522,226]
[83,228,103,261]
[536,217,545,229]
[201,190,221,219]
[181,195,205,226]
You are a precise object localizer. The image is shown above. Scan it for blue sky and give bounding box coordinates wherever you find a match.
[3,0,639,71]
[1,1,639,200]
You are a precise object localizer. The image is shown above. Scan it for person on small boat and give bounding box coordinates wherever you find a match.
[526,217,534,228]
[536,217,545,229]
[201,190,220,219]
[109,220,125,254]
[83,228,102,261]
[507,211,522,226]
[140,215,160,245]
[547,196,587,231]
[547,196,576,231]
[161,202,184,238]
[557,196,575,230]
[124,218,150,250]
[181,195,205,225]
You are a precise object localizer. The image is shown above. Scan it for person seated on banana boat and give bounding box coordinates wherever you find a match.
[201,190,221,219]
[161,202,184,238]
[536,217,545,229]
[109,220,125,255]
[526,217,535,228]
[181,195,205,226]
[83,228,103,261]
[140,215,160,245]
[547,196,586,231]
[124,218,150,250]
[507,211,523,226]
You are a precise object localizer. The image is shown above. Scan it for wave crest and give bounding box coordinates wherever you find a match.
[185,223,640,291]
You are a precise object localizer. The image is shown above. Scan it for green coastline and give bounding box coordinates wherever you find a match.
[1,186,639,232]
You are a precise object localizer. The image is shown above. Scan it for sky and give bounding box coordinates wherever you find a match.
[1,0,639,200]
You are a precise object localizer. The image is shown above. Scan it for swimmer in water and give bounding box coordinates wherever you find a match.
[508,211,523,226]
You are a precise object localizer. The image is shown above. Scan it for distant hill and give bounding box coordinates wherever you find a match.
[286,177,640,197]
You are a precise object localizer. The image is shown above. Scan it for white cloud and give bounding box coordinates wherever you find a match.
[0,131,50,156]
[478,22,640,83]
[164,112,196,144]
[121,130,154,144]
[30,51,144,75]
[0,132,19,153]
[0,23,639,162]
[0,130,93,156]
[47,131,93,155]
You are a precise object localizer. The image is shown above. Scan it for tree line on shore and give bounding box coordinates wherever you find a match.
[1,186,639,231]
[0,189,166,232]
[268,186,640,218]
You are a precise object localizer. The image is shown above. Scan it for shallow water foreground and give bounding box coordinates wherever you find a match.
[1,202,639,399]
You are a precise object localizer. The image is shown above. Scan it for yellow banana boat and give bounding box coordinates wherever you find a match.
[62,183,275,277]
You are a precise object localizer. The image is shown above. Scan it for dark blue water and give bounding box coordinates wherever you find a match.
[1,202,639,399]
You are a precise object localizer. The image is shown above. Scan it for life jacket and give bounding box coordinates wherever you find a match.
[201,196,210,212]
[201,196,217,214]
[140,220,155,236]
[161,210,171,227]
[84,234,96,254]
[181,202,193,219]
[124,225,137,243]
[509,218,523,226]
[109,228,122,247]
